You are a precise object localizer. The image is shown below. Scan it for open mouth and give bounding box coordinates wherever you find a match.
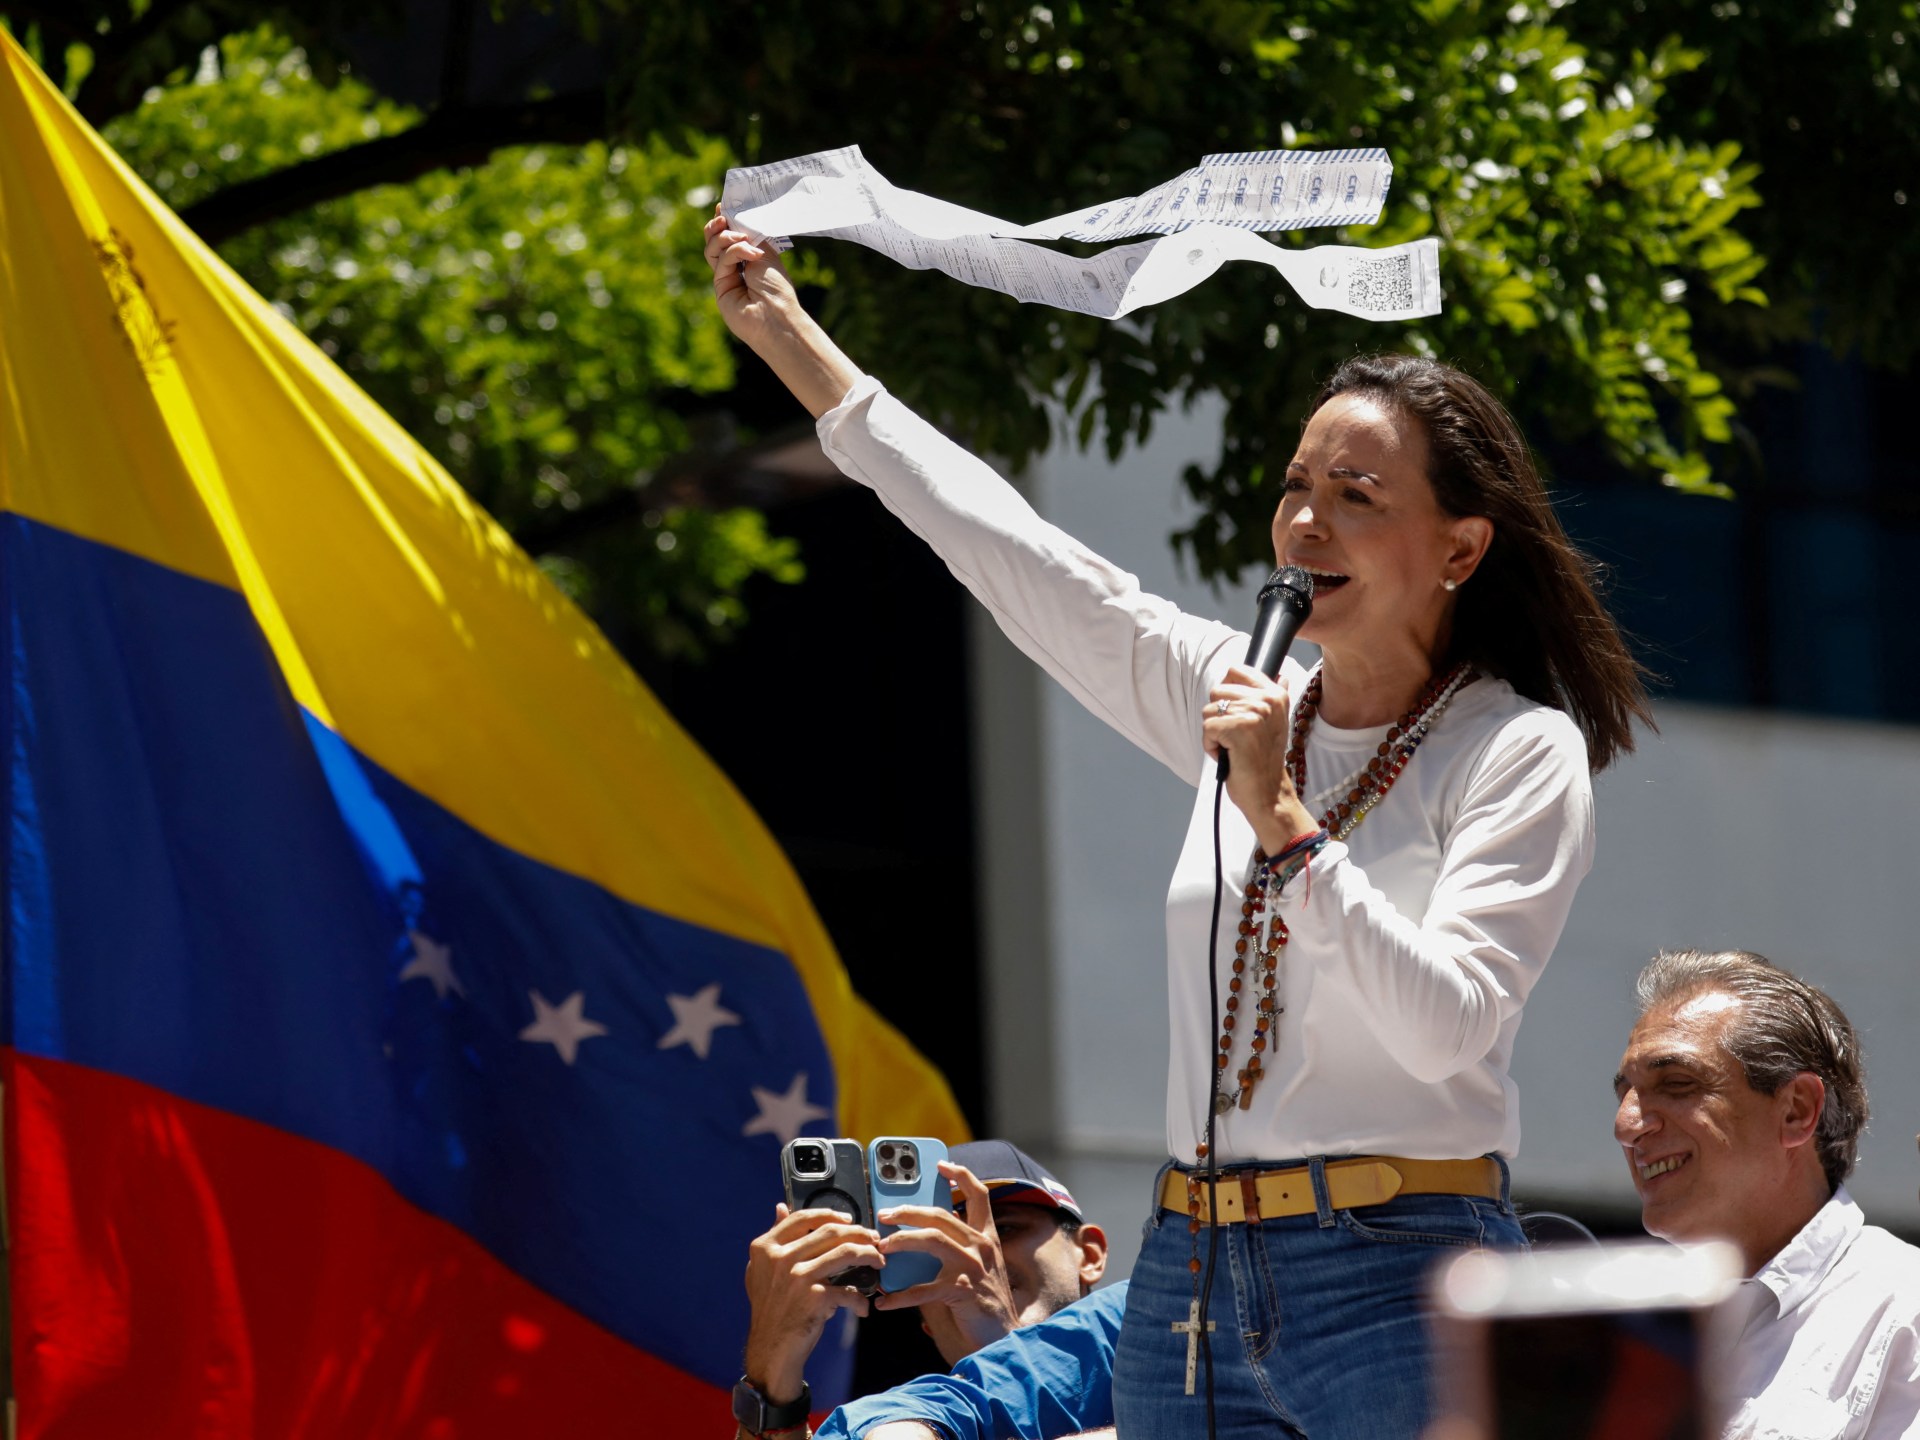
[1638,1154,1689,1182]
[1297,565,1350,594]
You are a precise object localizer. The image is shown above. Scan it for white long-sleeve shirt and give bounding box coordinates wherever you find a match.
[1715,1190,1920,1439]
[818,377,1594,1163]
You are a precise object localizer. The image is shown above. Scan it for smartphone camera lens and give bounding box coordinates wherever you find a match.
[793,1144,828,1176]
[878,1143,897,1162]
[881,1163,898,1180]
[899,1153,917,1176]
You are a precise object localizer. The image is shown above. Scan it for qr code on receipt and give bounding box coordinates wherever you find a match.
[1347,256,1414,314]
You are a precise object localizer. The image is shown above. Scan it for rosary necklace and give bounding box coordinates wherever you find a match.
[1183,662,1477,1248]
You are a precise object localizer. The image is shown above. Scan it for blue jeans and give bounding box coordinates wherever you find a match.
[1112,1157,1524,1439]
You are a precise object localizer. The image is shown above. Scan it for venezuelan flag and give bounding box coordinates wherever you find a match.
[0,29,965,1436]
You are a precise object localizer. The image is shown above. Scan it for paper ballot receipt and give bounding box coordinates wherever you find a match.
[721,145,1441,323]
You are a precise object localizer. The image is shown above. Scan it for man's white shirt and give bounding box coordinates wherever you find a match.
[1716,1188,1920,1438]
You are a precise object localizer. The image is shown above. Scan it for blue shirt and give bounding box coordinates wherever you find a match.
[816,1283,1127,1439]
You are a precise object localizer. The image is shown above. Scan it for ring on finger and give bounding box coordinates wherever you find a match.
[1214,698,1233,716]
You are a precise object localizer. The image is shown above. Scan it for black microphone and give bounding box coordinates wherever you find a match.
[1216,566,1314,781]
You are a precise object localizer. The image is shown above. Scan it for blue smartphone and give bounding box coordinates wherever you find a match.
[868,1136,953,1294]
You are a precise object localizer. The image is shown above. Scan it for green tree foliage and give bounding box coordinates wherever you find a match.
[8,0,1905,608]
[1564,0,1918,373]
[633,0,1767,578]
[86,26,804,659]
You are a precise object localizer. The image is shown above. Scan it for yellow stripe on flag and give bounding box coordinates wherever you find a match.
[0,30,965,1144]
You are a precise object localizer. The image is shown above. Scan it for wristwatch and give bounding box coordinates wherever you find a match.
[731,1376,811,1436]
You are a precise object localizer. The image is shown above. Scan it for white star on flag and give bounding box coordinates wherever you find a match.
[398,930,464,999]
[657,982,742,1060]
[741,1071,830,1146]
[519,989,609,1066]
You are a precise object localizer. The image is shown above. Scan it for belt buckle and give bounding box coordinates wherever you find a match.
[1183,1169,1240,1225]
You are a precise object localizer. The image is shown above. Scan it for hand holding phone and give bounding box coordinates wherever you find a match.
[743,1179,885,1408]
[868,1158,1027,1360]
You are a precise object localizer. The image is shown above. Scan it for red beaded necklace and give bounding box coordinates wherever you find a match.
[1184,662,1476,1245]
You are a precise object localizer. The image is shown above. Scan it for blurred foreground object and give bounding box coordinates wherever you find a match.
[1429,1240,1742,1440]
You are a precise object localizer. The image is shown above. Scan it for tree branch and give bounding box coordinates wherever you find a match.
[178,88,608,244]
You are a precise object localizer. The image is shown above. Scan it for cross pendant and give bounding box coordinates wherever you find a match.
[1171,1296,1216,1395]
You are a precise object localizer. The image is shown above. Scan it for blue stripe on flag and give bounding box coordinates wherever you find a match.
[0,513,852,1401]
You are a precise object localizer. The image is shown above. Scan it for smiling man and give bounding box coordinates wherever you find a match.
[1613,949,1920,1438]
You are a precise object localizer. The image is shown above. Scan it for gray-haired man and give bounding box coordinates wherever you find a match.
[1613,948,1920,1438]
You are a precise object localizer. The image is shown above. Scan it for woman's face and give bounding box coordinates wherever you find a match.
[1270,393,1488,663]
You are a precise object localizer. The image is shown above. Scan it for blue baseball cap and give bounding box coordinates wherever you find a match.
[948,1139,1082,1221]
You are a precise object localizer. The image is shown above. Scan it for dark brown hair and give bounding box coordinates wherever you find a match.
[1309,354,1652,771]
[1634,949,1868,1192]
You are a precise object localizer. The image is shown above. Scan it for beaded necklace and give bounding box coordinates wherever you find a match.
[1183,661,1476,1257]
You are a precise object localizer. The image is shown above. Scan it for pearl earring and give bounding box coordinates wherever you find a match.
[1442,577,1458,592]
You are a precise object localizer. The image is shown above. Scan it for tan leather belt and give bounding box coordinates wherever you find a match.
[1159,1156,1502,1225]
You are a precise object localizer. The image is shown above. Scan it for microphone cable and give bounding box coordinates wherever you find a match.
[1198,770,1228,1440]
[1193,567,1310,1440]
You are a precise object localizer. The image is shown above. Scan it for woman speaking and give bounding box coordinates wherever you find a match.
[704,213,1649,1439]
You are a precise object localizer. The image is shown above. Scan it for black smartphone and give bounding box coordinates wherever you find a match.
[781,1136,880,1294]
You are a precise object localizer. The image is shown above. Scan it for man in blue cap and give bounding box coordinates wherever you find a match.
[732,1140,1113,1440]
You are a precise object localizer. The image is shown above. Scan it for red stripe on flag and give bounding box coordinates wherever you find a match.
[4,1050,731,1437]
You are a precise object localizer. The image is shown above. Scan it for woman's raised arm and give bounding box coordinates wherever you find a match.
[701,206,1242,781]
[703,208,861,419]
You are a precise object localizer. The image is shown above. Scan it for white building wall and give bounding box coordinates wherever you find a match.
[971,400,1920,1280]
